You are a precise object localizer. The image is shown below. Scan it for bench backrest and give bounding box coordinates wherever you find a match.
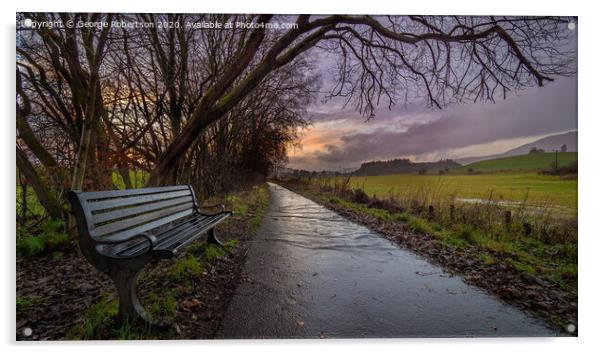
[68,185,199,244]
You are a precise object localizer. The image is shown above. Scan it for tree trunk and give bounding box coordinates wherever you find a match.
[71,122,94,191]
[16,147,63,220]
[118,165,133,189]
[18,169,28,222]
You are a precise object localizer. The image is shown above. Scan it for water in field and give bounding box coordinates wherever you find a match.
[347,172,577,213]
[454,197,575,218]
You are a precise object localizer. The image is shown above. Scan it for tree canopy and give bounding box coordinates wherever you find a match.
[16,13,576,218]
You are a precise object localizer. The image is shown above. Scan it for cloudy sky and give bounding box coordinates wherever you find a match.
[287,75,577,171]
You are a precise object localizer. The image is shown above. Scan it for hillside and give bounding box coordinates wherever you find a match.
[354,158,461,176]
[463,152,577,172]
[458,131,577,165]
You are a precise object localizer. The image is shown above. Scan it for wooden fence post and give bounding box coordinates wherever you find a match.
[450,205,455,221]
[428,205,435,220]
[504,210,512,230]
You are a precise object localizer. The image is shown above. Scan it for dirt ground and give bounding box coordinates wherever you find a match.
[16,188,266,340]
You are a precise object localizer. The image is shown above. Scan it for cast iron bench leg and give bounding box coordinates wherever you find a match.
[108,258,165,328]
[207,228,224,246]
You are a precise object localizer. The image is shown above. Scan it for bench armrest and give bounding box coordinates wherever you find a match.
[140,232,158,250]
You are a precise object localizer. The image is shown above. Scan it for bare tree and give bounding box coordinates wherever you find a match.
[147,15,576,185]
[16,13,576,206]
[17,13,114,191]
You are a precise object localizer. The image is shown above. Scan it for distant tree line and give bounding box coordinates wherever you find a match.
[355,158,461,176]
[529,147,546,154]
[530,143,570,154]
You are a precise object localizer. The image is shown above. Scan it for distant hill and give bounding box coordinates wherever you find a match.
[457,131,577,165]
[462,152,577,172]
[354,158,461,176]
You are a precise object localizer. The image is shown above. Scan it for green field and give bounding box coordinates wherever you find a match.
[462,152,577,172]
[344,152,578,213]
[349,172,577,212]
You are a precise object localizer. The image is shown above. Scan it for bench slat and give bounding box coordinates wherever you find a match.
[92,209,194,243]
[155,214,221,249]
[79,185,190,200]
[87,190,192,212]
[159,214,229,252]
[92,202,194,237]
[113,214,228,257]
[92,196,193,224]
[113,214,216,257]
[113,218,201,257]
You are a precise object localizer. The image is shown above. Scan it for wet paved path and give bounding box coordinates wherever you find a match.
[217,183,555,338]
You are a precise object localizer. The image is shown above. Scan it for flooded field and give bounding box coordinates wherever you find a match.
[348,172,577,215]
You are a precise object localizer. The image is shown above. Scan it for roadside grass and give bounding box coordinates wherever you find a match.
[317,172,577,246]
[314,186,576,291]
[478,253,497,266]
[346,172,577,212]
[222,239,239,252]
[170,255,204,283]
[225,184,269,234]
[224,184,269,219]
[185,243,226,263]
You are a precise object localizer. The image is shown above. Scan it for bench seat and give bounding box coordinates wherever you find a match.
[97,212,231,258]
[67,184,232,326]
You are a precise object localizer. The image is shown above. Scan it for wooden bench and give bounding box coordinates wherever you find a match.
[66,185,232,326]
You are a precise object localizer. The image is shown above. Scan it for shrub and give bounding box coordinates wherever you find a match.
[540,161,578,176]
[17,235,46,257]
[367,198,404,213]
[407,218,431,235]
[328,196,341,204]
[455,224,476,244]
[17,219,70,258]
[350,188,370,204]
